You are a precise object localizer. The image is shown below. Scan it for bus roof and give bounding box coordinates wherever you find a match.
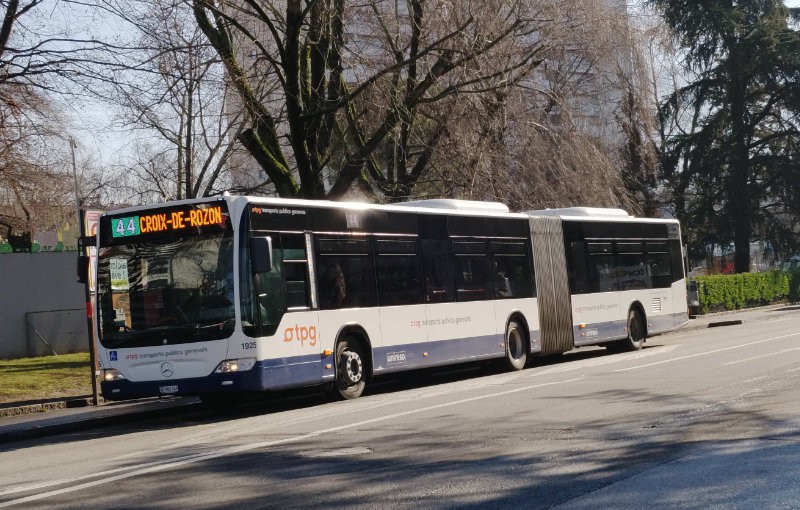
[101,195,524,221]
[240,195,521,218]
[100,196,675,224]
[525,207,631,218]
[399,199,510,214]
[525,207,678,224]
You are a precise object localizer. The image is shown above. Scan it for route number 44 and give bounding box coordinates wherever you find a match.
[112,217,140,238]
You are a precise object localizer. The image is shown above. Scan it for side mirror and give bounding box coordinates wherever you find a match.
[250,236,274,274]
[77,254,89,283]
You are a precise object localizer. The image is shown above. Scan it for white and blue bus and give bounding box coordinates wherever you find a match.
[93,196,687,402]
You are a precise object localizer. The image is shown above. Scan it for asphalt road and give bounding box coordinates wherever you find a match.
[2,308,800,509]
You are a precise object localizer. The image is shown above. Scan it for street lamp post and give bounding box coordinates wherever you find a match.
[71,138,80,230]
[71,138,100,406]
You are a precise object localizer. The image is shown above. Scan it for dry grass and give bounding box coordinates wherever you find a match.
[0,353,94,404]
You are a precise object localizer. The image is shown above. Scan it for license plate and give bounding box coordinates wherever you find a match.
[159,385,179,394]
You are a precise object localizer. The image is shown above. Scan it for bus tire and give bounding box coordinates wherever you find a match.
[335,337,366,400]
[504,319,528,371]
[620,308,645,351]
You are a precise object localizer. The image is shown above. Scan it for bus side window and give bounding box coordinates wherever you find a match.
[319,260,347,308]
[280,234,310,309]
[316,237,376,309]
[375,238,423,306]
[255,241,285,330]
[617,241,647,290]
[588,242,616,292]
[452,240,490,302]
[647,241,672,288]
[568,241,590,294]
[490,240,533,299]
[256,269,285,327]
[421,239,455,303]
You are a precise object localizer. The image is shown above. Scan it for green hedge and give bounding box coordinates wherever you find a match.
[693,271,799,314]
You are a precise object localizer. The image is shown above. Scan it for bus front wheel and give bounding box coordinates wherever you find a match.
[504,320,528,371]
[335,338,366,400]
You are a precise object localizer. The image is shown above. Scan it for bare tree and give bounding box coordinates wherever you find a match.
[0,0,139,242]
[192,0,545,200]
[0,83,73,243]
[96,0,242,202]
[1,0,145,92]
[412,0,642,212]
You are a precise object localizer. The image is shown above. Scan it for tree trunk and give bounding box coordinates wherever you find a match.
[728,51,752,274]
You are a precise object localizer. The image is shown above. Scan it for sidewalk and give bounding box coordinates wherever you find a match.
[0,395,199,443]
[1,304,797,444]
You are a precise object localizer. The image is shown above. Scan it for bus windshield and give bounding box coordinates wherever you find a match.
[97,222,234,349]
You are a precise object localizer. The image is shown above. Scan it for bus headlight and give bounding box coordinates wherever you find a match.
[214,358,256,373]
[102,368,127,381]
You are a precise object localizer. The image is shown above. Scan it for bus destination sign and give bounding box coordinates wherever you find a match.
[110,204,225,238]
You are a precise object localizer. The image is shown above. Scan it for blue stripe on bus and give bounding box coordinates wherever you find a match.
[102,332,522,399]
[257,356,323,389]
[572,311,688,347]
[572,320,627,346]
[372,334,505,374]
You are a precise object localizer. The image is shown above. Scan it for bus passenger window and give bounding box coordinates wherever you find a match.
[588,242,616,292]
[452,240,489,302]
[376,238,423,306]
[316,237,376,309]
[490,241,533,299]
[647,241,672,288]
[617,242,647,290]
[453,255,490,301]
[320,263,347,308]
[568,241,590,294]
[421,240,454,303]
[280,234,310,309]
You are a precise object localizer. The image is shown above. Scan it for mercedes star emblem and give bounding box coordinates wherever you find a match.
[161,362,174,378]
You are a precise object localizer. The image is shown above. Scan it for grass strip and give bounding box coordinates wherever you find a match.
[0,353,93,404]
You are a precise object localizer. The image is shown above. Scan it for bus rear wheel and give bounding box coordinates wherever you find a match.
[504,320,528,371]
[335,338,366,400]
[610,308,645,352]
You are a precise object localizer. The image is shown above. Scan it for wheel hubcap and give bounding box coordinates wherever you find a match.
[344,352,362,384]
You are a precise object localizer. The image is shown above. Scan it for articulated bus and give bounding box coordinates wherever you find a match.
[93,196,688,402]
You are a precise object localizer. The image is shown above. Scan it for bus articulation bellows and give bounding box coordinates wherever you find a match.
[93,196,688,402]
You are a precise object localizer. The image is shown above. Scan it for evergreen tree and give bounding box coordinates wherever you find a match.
[649,0,800,272]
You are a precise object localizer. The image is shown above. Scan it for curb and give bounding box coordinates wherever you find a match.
[695,303,794,319]
[0,397,93,419]
[0,397,198,444]
[679,303,798,333]
[707,319,744,328]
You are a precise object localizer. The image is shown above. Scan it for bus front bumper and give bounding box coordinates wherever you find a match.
[101,369,263,401]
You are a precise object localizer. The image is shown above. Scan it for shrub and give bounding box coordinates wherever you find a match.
[694,271,792,314]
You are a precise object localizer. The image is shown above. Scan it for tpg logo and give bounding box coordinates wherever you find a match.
[283,325,317,347]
